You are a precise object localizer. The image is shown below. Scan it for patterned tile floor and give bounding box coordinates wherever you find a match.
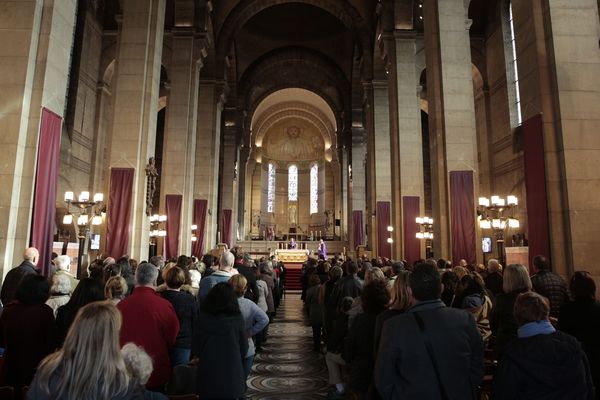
[246,292,329,399]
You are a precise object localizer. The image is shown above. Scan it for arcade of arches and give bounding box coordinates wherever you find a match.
[1,0,599,286]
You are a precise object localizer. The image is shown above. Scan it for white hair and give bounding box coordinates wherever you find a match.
[121,343,153,385]
[220,251,235,269]
[54,255,71,271]
[135,262,158,286]
[51,273,72,294]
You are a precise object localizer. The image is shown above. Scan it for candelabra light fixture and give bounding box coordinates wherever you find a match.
[191,224,198,242]
[386,226,394,257]
[149,214,167,257]
[478,195,519,267]
[416,216,434,258]
[62,191,104,279]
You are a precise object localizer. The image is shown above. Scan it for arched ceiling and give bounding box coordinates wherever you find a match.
[252,89,337,133]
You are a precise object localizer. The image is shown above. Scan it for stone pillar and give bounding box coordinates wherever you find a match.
[106,0,166,260]
[512,0,600,278]
[350,134,367,250]
[219,120,239,245]
[423,0,478,259]
[383,33,403,259]
[363,83,377,253]
[161,29,201,256]
[237,145,251,239]
[373,81,393,257]
[194,81,224,251]
[396,32,425,257]
[0,0,77,277]
[341,148,349,242]
[373,82,393,202]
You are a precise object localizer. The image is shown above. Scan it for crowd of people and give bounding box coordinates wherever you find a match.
[300,254,598,400]
[0,245,597,399]
[0,247,285,399]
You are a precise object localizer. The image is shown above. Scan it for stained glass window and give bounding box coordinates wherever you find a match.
[508,3,522,125]
[288,165,298,201]
[310,164,318,214]
[267,163,275,213]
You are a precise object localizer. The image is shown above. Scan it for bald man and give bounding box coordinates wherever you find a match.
[1,248,40,306]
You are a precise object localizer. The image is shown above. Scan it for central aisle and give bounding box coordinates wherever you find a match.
[246,293,329,399]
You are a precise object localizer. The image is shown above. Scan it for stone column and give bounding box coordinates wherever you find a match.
[160,29,201,256]
[350,133,367,250]
[237,145,251,239]
[383,33,403,259]
[373,81,393,257]
[219,120,239,245]
[512,0,600,278]
[0,0,77,277]
[341,148,349,242]
[362,83,377,253]
[423,0,478,259]
[396,32,425,256]
[194,81,224,251]
[106,0,166,261]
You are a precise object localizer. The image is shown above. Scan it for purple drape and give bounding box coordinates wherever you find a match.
[106,168,134,258]
[376,201,392,259]
[523,114,550,271]
[222,209,233,247]
[403,196,420,266]
[165,195,182,260]
[352,210,364,249]
[192,199,208,257]
[450,171,476,265]
[30,108,63,276]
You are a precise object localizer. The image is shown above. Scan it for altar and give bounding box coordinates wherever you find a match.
[275,249,310,263]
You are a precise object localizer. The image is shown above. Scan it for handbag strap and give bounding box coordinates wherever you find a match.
[413,312,450,400]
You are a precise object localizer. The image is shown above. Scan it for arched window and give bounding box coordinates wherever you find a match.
[310,164,318,214]
[267,163,276,212]
[288,165,298,201]
[504,1,522,126]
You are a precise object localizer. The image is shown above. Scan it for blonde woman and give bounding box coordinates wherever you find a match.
[374,270,412,352]
[27,301,142,400]
[228,274,269,378]
[105,276,128,305]
[490,263,532,358]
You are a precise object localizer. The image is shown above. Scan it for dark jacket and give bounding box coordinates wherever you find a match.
[484,272,503,298]
[260,273,275,313]
[0,302,57,388]
[160,290,198,349]
[531,270,569,318]
[236,264,259,303]
[558,299,600,393]
[491,290,526,358]
[0,260,38,306]
[305,284,323,326]
[332,275,363,308]
[344,311,380,394]
[374,299,484,400]
[373,309,404,355]
[327,312,349,354]
[192,312,248,399]
[492,331,594,400]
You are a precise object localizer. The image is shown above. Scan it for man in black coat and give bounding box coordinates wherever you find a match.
[331,261,363,309]
[234,254,259,303]
[374,263,484,400]
[0,247,40,306]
